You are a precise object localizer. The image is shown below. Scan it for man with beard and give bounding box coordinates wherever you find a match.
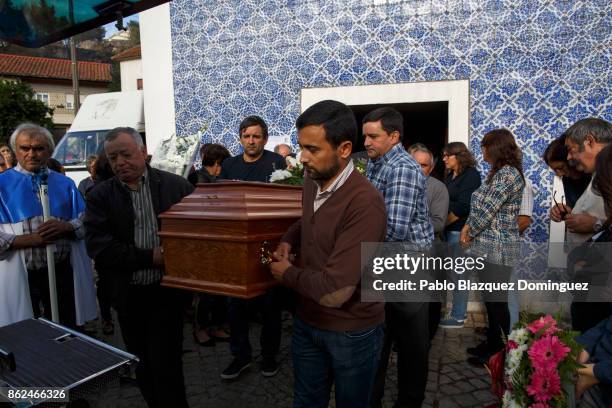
[270,100,387,407]
[364,107,434,408]
[218,116,286,380]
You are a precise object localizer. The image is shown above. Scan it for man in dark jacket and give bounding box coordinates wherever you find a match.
[84,127,194,408]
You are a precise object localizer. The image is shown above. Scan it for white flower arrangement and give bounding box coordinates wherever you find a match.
[269,169,293,182]
[151,126,206,176]
[508,328,529,345]
[502,390,521,408]
[269,151,304,185]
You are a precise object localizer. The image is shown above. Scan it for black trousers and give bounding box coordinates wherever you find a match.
[428,302,441,341]
[371,302,430,408]
[196,294,228,329]
[96,267,113,321]
[116,284,188,408]
[228,287,282,360]
[478,262,511,353]
[28,258,76,328]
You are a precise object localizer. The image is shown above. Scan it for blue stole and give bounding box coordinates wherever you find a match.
[0,168,85,224]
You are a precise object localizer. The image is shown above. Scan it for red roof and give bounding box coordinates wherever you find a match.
[0,54,111,82]
[112,46,141,62]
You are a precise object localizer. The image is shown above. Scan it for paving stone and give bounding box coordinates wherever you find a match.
[438,397,459,408]
[468,378,489,389]
[439,384,461,396]
[474,389,495,401]
[455,380,475,393]
[453,393,480,407]
[85,309,497,407]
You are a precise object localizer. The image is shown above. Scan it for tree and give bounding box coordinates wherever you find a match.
[74,26,106,44]
[127,21,140,46]
[0,81,54,144]
[109,61,121,92]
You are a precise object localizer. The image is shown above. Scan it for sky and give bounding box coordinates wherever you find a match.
[103,14,139,38]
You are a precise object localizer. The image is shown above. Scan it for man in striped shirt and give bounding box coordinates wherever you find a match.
[364,107,434,408]
[85,127,194,408]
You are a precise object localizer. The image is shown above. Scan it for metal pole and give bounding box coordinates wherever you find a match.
[39,176,59,323]
[70,37,80,114]
[68,0,80,114]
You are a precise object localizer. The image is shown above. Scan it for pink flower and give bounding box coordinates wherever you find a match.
[529,403,549,408]
[527,315,559,336]
[526,367,562,402]
[507,340,518,351]
[528,335,571,371]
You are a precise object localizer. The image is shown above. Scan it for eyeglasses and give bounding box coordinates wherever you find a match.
[553,191,567,220]
[442,153,455,158]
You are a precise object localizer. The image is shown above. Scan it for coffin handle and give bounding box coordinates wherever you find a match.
[260,240,273,265]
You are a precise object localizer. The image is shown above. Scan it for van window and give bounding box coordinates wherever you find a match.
[53,130,108,167]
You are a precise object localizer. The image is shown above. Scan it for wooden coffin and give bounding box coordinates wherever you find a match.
[158,181,302,298]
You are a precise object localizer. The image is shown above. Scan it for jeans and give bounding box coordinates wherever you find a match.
[292,316,384,408]
[228,288,282,360]
[445,231,469,320]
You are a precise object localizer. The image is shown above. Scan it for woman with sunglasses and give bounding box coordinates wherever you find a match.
[543,134,591,210]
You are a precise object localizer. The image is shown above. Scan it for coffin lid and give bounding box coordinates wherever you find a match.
[159,181,303,221]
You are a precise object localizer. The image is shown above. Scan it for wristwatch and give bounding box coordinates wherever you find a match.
[593,219,604,232]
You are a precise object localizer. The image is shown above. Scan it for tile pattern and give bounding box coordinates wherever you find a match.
[170,0,612,242]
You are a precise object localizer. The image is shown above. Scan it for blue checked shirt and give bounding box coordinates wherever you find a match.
[466,165,524,266]
[367,143,434,247]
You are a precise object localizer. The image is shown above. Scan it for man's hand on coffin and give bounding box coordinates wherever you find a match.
[152,247,165,267]
[37,219,74,241]
[271,243,293,281]
[274,242,292,260]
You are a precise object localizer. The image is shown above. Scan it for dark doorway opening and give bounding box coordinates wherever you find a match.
[349,101,448,180]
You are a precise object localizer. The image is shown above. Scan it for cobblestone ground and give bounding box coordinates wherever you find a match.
[86,312,497,408]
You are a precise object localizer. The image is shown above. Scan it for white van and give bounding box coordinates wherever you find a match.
[52,90,146,185]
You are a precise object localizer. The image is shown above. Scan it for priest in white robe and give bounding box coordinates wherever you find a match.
[0,123,96,328]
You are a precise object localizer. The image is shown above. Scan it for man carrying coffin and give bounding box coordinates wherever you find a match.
[271,100,387,407]
[85,127,194,408]
[219,116,286,380]
[0,123,97,328]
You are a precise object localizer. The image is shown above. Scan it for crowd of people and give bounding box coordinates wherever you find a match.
[0,105,610,408]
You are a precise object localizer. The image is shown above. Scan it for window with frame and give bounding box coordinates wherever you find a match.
[34,92,49,105]
[66,94,74,109]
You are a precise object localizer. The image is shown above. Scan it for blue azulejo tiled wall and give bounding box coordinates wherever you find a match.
[170,0,611,242]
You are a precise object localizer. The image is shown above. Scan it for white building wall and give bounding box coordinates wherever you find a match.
[119,59,143,92]
[139,3,176,154]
